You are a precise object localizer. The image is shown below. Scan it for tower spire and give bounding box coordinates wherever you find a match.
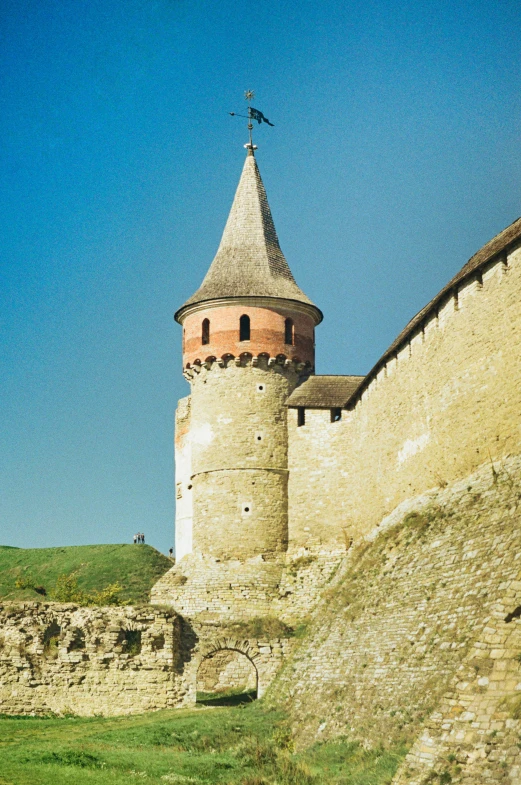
[175,150,322,324]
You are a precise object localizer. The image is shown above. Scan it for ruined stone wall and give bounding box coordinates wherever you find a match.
[288,244,521,550]
[273,455,521,764]
[0,604,192,716]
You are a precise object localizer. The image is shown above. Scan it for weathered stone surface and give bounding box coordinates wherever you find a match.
[273,455,521,773]
[288,246,521,552]
[0,604,192,716]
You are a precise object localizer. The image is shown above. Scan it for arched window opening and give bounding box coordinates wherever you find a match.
[297,407,305,427]
[240,314,250,342]
[202,318,210,345]
[284,318,294,345]
[196,649,258,706]
[331,408,342,423]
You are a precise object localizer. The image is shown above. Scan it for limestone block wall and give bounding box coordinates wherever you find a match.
[273,456,521,755]
[186,357,303,561]
[288,244,521,549]
[0,603,191,716]
[394,591,521,784]
[151,554,284,620]
[197,649,257,694]
[151,548,345,624]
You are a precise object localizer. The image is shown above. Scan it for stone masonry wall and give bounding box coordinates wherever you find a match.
[273,455,521,765]
[288,244,521,550]
[0,603,191,716]
[151,548,345,625]
[186,357,304,561]
[393,602,521,784]
[197,649,257,694]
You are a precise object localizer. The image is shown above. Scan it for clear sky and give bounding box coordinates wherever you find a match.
[1,0,520,554]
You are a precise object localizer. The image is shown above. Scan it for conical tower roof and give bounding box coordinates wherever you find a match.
[175,150,322,323]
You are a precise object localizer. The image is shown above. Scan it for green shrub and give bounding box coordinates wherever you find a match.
[226,616,294,639]
[287,556,317,575]
[51,572,122,606]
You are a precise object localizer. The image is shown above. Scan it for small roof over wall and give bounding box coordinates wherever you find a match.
[287,375,365,409]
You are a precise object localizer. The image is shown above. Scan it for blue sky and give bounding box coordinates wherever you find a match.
[1,0,520,553]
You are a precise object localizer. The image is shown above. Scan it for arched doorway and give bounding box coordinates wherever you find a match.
[196,648,258,705]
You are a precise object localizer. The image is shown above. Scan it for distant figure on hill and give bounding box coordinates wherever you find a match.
[141,533,145,544]
[133,534,137,544]
[169,547,173,558]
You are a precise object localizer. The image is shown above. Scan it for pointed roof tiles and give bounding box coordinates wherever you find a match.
[175,151,322,323]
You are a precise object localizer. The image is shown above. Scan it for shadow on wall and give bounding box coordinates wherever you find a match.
[196,648,258,706]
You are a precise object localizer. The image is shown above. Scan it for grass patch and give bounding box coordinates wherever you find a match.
[0,544,172,605]
[224,616,294,639]
[287,556,317,576]
[0,703,406,784]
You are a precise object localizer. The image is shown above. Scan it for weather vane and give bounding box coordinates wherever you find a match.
[229,90,274,151]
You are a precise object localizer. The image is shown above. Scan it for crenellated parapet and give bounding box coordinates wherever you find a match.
[183,351,312,380]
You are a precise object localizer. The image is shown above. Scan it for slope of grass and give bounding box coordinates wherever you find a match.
[0,544,172,605]
[0,703,406,785]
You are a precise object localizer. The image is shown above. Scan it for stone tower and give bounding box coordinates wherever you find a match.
[173,146,322,566]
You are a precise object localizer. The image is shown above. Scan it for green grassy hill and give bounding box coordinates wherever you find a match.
[0,544,172,605]
[0,702,405,785]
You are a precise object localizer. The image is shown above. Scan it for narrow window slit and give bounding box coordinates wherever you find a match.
[202,318,210,345]
[284,318,294,345]
[240,314,250,342]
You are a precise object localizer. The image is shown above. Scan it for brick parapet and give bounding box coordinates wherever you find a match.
[181,302,316,370]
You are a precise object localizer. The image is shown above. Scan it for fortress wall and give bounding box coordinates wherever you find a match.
[394,586,521,784]
[273,455,521,761]
[189,361,297,473]
[288,244,521,549]
[151,555,284,620]
[0,604,192,716]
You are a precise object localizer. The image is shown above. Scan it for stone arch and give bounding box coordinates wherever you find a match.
[196,639,260,703]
